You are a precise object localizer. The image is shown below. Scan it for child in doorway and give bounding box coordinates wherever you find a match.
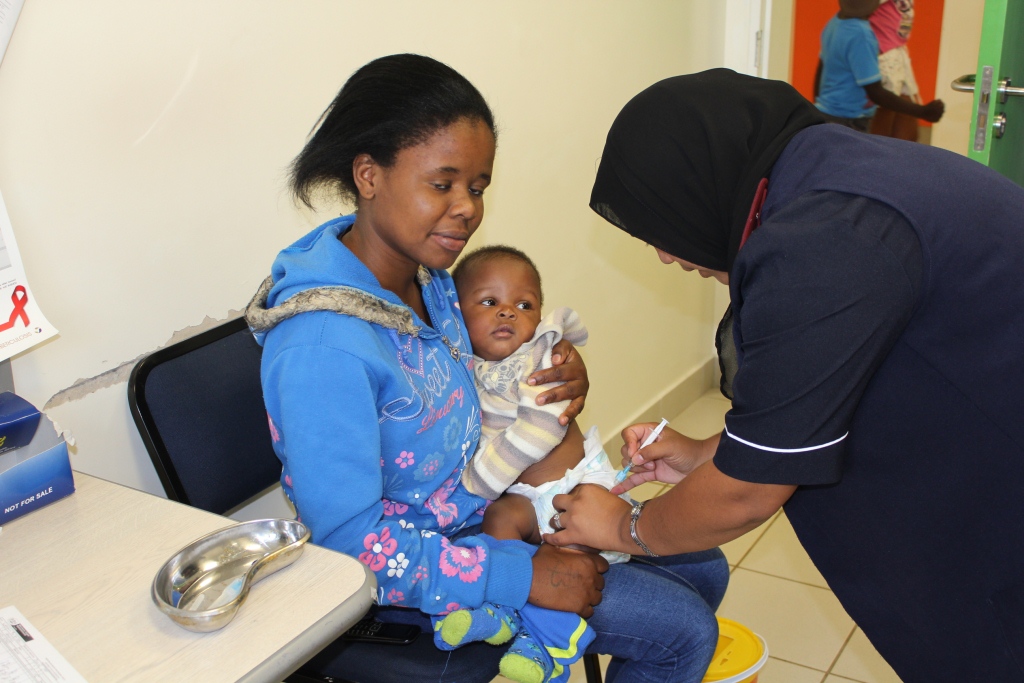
[814,0,942,131]
[434,245,630,683]
[868,0,933,140]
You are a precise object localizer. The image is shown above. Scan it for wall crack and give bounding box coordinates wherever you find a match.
[44,311,244,411]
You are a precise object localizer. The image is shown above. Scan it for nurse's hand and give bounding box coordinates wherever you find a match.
[611,424,717,494]
[543,485,638,555]
[529,542,609,618]
[527,340,588,426]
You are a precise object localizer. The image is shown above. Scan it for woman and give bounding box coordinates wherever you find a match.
[246,54,728,683]
[546,69,1024,680]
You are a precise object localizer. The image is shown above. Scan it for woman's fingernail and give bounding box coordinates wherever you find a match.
[552,354,561,364]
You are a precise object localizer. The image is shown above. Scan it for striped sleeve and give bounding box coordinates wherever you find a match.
[462,308,587,499]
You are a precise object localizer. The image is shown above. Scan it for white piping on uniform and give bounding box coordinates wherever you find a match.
[725,427,848,453]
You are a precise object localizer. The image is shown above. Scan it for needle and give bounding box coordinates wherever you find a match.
[614,418,669,484]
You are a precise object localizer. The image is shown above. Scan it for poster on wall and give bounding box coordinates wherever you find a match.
[0,191,57,362]
[0,0,24,67]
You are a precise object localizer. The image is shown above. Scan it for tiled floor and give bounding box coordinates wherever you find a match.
[497,391,904,683]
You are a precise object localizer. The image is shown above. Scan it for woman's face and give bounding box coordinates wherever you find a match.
[655,248,730,285]
[358,117,496,271]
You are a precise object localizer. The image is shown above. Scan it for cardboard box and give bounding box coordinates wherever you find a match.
[0,411,73,524]
[0,391,41,455]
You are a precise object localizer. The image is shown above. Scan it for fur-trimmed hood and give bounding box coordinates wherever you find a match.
[246,270,431,337]
[245,214,432,340]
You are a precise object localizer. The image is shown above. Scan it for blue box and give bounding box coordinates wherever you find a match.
[0,391,41,454]
[0,411,73,524]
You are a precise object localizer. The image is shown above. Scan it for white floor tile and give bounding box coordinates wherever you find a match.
[720,512,778,567]
[670,392,730,440]
[831,628,903,683]
[738,512,828,588]
[717,568,855,671]
[757,656,827,683]
[824,677,869,683]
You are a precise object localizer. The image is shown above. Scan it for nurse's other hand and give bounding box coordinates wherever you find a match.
[611,425,708,494]
[527,340,588,425]
[543,485,637,555]
[528,542,609,618]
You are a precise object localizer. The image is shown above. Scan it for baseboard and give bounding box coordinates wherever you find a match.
[601,356,719,458]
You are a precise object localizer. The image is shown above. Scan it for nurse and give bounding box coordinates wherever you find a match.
[545,69,1024,680]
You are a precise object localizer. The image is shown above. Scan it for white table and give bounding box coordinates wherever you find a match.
[0,472,374,682]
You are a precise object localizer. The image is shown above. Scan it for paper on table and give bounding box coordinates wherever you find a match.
[0,0,25,68]
[0,191,58,362]
[0,606,86,683]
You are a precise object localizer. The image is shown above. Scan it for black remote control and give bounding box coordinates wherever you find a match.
[341,618,420,645]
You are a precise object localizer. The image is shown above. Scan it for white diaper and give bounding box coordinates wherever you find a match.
[506,425,631,564]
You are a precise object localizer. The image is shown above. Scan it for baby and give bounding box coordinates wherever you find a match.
[435,245,628,683]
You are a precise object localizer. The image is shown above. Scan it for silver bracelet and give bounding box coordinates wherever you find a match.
[629,500,659,557]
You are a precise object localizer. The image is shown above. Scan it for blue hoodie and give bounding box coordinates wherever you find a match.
[246,215,533,614]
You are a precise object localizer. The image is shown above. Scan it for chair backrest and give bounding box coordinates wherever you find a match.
[127,317,281,515]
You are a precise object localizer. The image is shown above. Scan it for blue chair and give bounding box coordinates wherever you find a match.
[128,316,603,683]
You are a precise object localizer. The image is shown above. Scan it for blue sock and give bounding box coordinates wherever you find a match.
[519,603,596,682]
[431,603,520,650]
[499,631,555,683]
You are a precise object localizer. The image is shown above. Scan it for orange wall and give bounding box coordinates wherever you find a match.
[791,0,946,124]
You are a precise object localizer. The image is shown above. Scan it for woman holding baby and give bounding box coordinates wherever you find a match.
[248,54,729,683]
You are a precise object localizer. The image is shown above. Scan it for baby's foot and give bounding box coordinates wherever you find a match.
[499,632,556,683]
[433,603,519,650]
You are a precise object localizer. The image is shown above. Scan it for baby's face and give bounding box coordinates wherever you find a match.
[457,258,543,362]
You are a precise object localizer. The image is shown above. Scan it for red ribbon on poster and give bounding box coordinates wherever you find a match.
[0,286,30,332]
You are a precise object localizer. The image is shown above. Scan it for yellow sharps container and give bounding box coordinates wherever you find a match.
[701,618,769,683]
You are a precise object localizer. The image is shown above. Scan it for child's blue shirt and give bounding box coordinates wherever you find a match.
[816,15,880,119]
[248,214,534,615]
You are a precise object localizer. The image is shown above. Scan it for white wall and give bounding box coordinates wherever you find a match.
[0,1,728,494]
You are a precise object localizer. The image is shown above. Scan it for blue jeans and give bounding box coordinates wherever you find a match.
[300,548,728,683]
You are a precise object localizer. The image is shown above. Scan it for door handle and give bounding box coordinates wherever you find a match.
[992,113,1007,139]
[952,74,976,92]
[952,73,1024,103]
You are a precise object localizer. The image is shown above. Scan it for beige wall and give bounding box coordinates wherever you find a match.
[768,0,796,82]
[931,0,986,155]
[0,1,727,494]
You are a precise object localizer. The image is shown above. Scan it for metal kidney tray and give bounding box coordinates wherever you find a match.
[152,518,310,632]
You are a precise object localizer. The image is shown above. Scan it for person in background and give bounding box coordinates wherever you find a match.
[814,0,942,132]
[868,0,925,140]
[546,68,1024,681]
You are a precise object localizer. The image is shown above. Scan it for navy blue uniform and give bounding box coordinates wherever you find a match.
[715,125,1024,680]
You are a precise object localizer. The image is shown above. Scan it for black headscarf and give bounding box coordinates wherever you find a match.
[590,69,824,273]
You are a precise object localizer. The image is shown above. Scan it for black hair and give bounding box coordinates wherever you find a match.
[290,53,497,207]
[451,245,543,306]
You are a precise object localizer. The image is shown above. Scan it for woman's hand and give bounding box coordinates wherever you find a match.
[611,425,717,495]
[542,484,637,555]
[528,542,609,618]
[527,340,588,425]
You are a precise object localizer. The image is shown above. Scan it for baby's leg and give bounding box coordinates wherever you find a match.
[482,493,542,545]
[434,496,537,650]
